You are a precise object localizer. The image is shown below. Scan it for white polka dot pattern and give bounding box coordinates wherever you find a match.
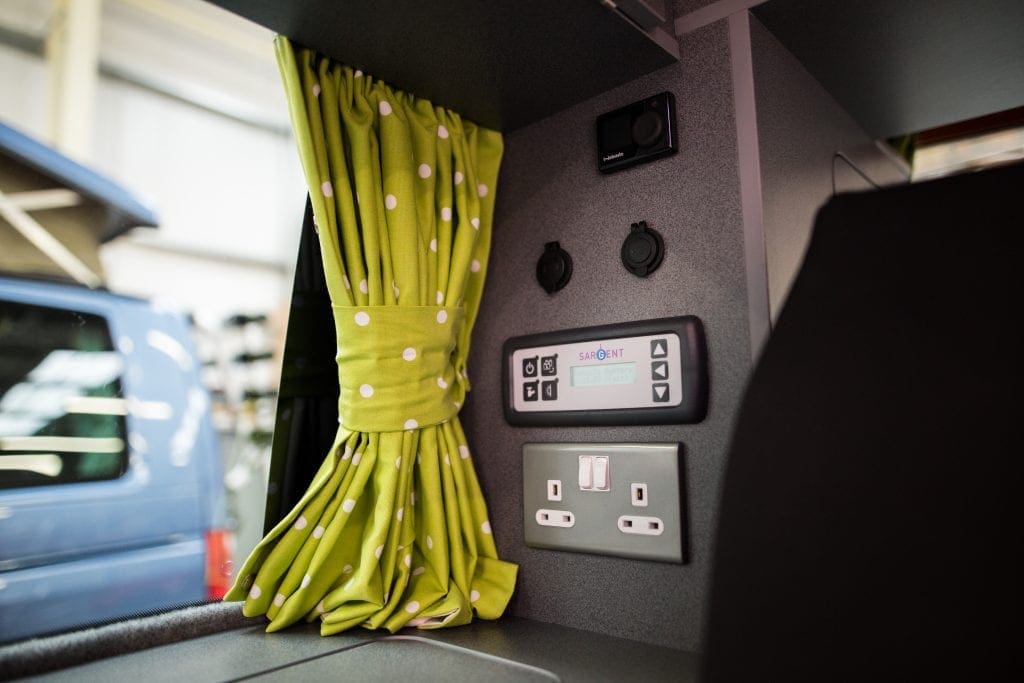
[246,66,516,634]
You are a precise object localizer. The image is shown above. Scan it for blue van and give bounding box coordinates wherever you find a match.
[0,276,228,642]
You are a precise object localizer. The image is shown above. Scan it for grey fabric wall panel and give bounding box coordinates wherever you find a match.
[749,15,909,318]
[462,20,751,652]
[753,0,1024,139]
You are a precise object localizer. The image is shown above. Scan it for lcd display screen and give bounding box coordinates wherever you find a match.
[570,362,637,387]
[599,112,632,151]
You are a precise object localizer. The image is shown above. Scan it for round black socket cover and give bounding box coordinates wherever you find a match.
[621,221,664,277]
[536,241,573,293]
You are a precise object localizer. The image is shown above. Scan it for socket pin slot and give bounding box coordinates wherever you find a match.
[617,514,665,536]
[536,508,576,528]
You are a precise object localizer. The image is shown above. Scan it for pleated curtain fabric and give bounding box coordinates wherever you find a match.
[224,37,517,635]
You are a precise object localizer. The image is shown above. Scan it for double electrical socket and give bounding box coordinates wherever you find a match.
[522,442,686,563]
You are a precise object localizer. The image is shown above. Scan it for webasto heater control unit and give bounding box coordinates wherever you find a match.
[502,316,708,426]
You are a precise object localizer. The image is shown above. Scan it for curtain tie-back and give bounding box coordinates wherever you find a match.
[333,305,465,433]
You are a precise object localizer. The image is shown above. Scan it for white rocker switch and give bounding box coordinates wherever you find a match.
[578,455,593,490]
[592,456,610,490]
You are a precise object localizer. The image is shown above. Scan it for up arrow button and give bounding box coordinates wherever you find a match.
[650,338,668,358]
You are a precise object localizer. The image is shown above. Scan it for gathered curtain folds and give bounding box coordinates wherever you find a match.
[223,37,517,634]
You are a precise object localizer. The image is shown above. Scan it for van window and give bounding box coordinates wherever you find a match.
[0,300,127,488]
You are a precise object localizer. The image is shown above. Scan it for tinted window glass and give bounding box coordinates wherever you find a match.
[0,300,127,488]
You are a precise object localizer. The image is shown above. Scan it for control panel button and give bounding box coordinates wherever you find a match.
[592,456,610,491]
[650,339,668,358]
[541,380,558,401]
[652,383,670,402]
[578,456,593,489]
[524,381,539,401]
[540,354,558,376]
[523,356,539,377]
[651,360,668,380]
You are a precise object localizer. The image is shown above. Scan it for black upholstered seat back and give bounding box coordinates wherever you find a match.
[703,163,1022,680]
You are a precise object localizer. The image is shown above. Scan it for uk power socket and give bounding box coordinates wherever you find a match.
[522,443,686,563]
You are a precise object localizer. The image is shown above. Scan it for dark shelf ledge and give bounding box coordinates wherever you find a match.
[205,0,679,132]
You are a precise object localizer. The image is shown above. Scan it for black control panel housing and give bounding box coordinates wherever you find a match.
[502,316,708,426]
[597,92,677,173]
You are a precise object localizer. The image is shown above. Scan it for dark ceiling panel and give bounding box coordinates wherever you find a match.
[205,0,679,132]
[754,0,1024,138]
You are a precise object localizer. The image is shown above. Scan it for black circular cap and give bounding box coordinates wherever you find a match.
[626,237,653,262]
[621,222,665,277]
[632,111,664,147]
[536,241,573,293]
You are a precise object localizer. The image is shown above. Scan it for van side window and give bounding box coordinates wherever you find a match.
[0,300,128,488]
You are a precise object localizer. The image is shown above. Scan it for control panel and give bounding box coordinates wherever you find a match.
[503,317,707,426]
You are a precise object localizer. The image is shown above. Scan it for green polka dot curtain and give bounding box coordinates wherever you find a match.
[224,37,517,635]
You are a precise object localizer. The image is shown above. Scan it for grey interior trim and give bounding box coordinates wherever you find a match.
[729,11,772,362]
[11,616,700,682]
[376,636,560,681]
[675,0,768,34]
[0,602,257,680]
[751,0,1024,138]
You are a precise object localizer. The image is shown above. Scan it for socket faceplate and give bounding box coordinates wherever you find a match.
[522,442,686,563]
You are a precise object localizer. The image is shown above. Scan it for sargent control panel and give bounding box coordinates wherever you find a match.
[502,317,708,426]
